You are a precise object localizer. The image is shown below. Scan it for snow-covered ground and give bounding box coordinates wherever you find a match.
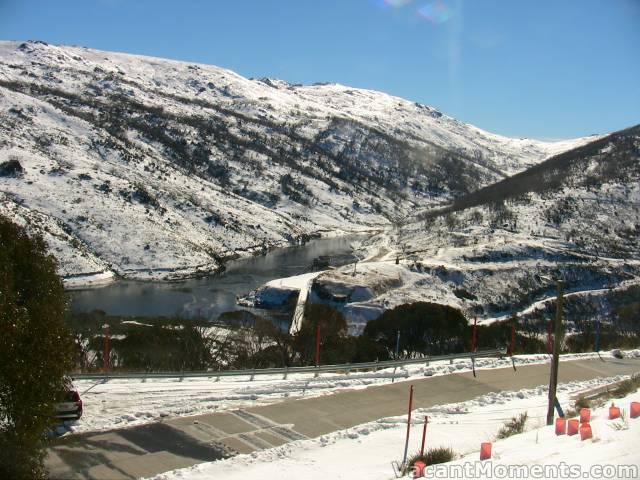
[64,350,640,435]
[146,374,640,480]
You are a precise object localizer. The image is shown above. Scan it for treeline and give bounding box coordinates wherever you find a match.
[64,302,573,373]
[566,284,640,351]
[67,306,383,372]
[67,295,640,373]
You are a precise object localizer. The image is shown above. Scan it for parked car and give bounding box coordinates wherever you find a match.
[55,376,82,420]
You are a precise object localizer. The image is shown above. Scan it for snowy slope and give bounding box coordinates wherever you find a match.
[0,40,598,283]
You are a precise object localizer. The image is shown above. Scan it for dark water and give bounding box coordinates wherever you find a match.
[69,235,363,323]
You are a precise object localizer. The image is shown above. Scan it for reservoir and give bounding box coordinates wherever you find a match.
[69,235,364,324]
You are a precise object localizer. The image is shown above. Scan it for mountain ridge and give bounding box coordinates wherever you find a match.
[0,40,604,285]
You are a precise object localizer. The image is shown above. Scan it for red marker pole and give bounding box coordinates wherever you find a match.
[420,416,428,457]
[472,318,478,352]
[402,385,414,467]
[103,323,110,373]
[315,324,321,367]
[509,323,518,371]
[471,318,478,377]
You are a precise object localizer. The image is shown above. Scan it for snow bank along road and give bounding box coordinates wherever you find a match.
[46,356,640,479]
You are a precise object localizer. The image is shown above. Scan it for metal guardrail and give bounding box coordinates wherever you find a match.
[70,348,506,381]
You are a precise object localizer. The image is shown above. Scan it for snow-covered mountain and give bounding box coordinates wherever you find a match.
[306,125,640,332]
[0,40,599,283]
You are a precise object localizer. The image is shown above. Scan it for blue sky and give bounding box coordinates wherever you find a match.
[0,0,638,139]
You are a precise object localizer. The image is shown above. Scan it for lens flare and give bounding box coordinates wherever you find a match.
[384,0,414,7]
[417,0,453,23]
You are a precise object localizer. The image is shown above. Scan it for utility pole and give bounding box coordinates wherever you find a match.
[546,280,563,425]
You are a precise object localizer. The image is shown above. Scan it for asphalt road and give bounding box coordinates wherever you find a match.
[46,357,640,479]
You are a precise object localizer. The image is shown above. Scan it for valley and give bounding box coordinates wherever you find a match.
[0,40,637,334]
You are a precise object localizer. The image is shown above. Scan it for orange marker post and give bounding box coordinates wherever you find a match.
[580,423,592,441]
[413,460,426,478]
[567,419,579,436]
[609,403,620,420]
[555,417,566,435]
[480,442,492,461]
[579,408,590,424]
